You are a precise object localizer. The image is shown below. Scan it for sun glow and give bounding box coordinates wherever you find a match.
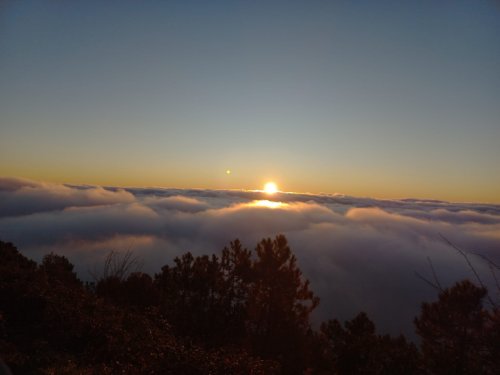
[264,182,278,194]
[250,200,285,209]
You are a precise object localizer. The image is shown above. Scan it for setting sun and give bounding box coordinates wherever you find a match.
[264,182,278,194]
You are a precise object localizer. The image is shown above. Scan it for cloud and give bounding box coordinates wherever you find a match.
[0,177,135,217]
[400,208,500,225]
[1,177,499,337]
[144,195,210,213]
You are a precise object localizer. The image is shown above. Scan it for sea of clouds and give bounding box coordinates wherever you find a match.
[1,176,499,337]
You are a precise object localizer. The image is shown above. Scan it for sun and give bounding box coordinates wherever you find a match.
[263,182,278,194]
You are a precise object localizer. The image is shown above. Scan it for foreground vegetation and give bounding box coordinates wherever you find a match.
[0,236,499,374]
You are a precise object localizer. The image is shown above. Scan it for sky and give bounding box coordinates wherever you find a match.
[2,176,500,336]
[1,0,499,201]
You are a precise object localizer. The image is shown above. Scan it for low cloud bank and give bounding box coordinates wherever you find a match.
[1,176,499,336]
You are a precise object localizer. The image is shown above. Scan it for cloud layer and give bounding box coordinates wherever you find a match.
[1,176,499,337]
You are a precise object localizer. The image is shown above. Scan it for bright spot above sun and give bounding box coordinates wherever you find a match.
[264,182,278,194]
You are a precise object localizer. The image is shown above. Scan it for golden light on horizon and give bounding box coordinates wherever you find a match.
[264,182,278,194]
[250,200,285,209]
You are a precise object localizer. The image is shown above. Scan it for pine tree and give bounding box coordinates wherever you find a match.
[415,280,489,374]
[247,235,319,373]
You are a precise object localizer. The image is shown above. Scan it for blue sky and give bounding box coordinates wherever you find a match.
[1,0,499,201]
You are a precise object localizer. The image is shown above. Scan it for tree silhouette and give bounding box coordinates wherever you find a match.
[4,237,499,374]
[318,312,419,374]
[0,240,280,374]
[96,272,158,308]
[247,235,319,373]
[484,308,500,371]
[415,280,490,374]
[155,252,226,344]
[40,252,81,287]
[154,240,253,346]
[219,239,253,342]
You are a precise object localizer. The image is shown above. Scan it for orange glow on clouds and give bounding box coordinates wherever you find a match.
[249,200,286,209]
